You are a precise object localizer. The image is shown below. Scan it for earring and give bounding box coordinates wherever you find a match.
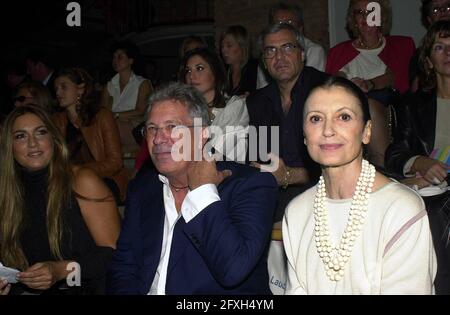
[76,94,82,112]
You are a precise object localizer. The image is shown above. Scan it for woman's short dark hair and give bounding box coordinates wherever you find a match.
[421,0,436,28]
[269,2,304,25]
[419,20,450,91]
[111,41,139,60]
[306,76,371,123]
[180,48,228,109]
[110,41,141,71]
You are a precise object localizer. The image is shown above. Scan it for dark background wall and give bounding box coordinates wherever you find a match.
[0,0,331,87]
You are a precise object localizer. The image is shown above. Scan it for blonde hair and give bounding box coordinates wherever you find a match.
[0,105,73,270]
[16,81,54,113]
[346,0,392,38]
[220,25,250,68]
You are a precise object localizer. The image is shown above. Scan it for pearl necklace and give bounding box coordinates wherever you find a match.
[313,159,376,281]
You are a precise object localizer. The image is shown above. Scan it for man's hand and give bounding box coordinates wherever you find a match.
[400,177,432,189]
[16,261,64,290]
[0,279,10,295]
[251,153,286,185]
[187,157,232,190]
[414,157,449,184]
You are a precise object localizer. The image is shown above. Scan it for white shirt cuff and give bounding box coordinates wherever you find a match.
[182,184,221,223]
[403,156,421,177]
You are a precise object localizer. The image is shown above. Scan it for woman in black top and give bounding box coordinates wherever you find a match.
[386,20,450,295]
[0,105,121,294]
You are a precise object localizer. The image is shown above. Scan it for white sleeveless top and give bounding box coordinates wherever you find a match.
[107,72,147,113]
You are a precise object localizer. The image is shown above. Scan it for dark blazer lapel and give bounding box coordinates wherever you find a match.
[166,217,188,275]
[417,93,437,155]
[138,175,165,291]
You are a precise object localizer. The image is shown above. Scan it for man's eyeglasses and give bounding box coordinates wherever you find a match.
[263,43,298,59]
[353,8,375,17]
[430,4,450,16]
[276,19,299,27]
[141,124,196,137]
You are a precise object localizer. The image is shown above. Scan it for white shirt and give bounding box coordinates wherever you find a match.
[303,37,326,72]
[340,39,387,81]
[209,95,249,163]
[148,175,221,295]
[283,182,437,294]
[435,97,450,149]
[107,72,147,113]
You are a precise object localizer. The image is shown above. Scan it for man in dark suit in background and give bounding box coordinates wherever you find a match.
[247,23,328,223]
[107,82,277,295]
[25,50,57,100]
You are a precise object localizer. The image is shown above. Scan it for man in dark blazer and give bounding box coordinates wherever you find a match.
[106,82,278,295]
[25,50,57,102]
[247,23,328,222]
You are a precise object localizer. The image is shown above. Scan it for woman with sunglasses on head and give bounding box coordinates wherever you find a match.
[52,67,129,204]
[326,0,416,168]
[14,81,54,113]
[0,105,120,294]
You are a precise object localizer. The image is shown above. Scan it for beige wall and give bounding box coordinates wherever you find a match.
[214,0,329,57]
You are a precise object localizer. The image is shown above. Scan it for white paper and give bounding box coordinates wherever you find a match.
[0,262,19,284]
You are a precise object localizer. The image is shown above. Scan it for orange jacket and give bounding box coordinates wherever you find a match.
[53,107,129,201]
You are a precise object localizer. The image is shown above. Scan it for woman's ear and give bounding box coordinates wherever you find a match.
[362,120,372,145]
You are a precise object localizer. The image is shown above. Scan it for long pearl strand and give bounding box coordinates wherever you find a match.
[313,159,376,282]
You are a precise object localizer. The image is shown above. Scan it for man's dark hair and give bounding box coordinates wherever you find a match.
[25,50,55,69]
[269,2,304,25]
[110,41,140,62]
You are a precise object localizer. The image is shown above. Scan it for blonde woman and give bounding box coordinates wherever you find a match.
[14,81,54,112]
[220,25,259,96]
